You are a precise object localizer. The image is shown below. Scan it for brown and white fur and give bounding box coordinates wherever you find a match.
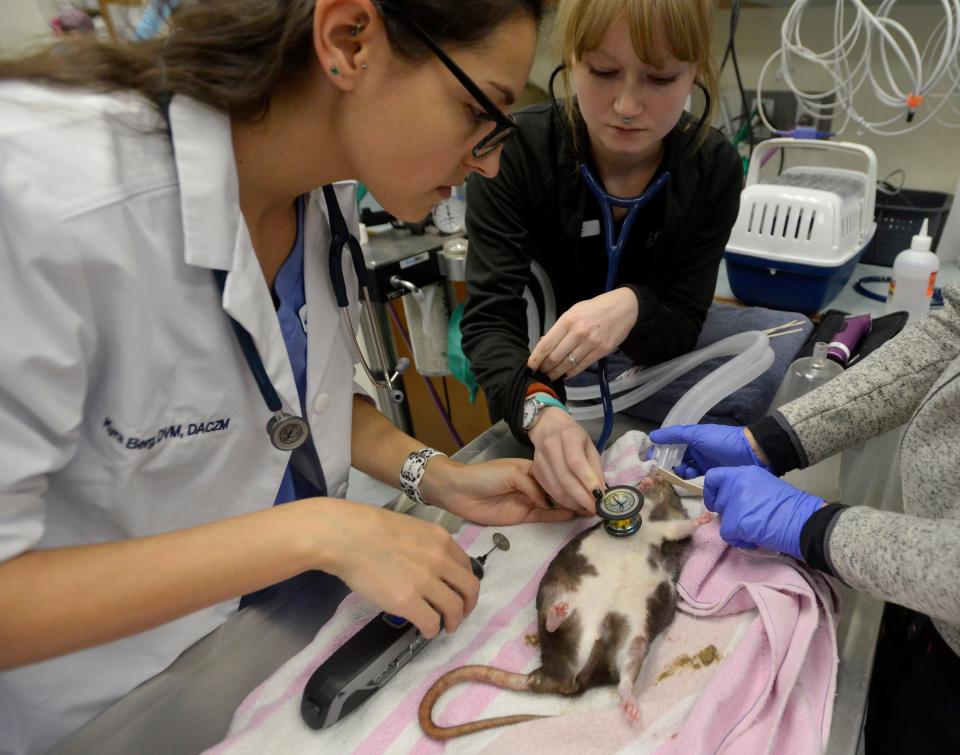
[419,474,711,740]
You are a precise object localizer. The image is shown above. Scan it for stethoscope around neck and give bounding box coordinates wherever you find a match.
[217,186,409,452]
[546,64,710,452]
[156,94,407,455]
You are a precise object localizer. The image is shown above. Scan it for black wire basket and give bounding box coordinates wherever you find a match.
[860,189,953,267]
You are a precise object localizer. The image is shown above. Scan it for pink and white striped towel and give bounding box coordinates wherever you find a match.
[208,431,838,754]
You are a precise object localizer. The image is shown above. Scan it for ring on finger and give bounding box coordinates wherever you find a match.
[566,351,578,368]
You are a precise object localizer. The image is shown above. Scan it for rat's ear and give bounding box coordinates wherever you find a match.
[545,600,572,633]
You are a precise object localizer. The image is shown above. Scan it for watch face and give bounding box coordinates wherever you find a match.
[521,398,538,430]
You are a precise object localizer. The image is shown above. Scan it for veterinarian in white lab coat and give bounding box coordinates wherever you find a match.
[0,1,567,752]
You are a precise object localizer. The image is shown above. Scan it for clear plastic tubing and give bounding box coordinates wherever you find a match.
[567,331,774,470]
[523,260,557,348]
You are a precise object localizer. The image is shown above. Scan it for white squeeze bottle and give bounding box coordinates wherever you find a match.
[886,219,939,321]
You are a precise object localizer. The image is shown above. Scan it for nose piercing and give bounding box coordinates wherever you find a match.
[622,116,633,124]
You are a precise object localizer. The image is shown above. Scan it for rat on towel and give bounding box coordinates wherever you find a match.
[419,468,711,739]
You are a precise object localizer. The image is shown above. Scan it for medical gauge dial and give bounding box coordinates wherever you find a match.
[431,192,466,234]
[596,485,644,537]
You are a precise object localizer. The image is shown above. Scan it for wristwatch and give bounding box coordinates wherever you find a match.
[521,392,569,432]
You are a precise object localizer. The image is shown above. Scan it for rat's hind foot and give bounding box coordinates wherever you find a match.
[618,679,642,724]
[616,635,647,724]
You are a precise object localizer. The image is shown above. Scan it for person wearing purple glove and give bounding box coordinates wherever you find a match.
[650,423,844,572]
[651,280,960,755]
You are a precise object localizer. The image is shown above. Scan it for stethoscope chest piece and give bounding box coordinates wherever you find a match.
[267,411,310,451]
[596,485,644,537]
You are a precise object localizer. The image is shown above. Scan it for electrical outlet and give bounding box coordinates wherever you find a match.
[725,89,833,137]
[746,89,798,137]
[796,92,834,135]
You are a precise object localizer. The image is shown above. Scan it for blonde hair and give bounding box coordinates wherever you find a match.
[553,0,717,150]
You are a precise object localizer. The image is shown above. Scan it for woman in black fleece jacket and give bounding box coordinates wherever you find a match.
[461,0,741,513]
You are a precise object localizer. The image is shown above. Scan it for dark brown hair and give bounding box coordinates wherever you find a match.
[0,0,544,122]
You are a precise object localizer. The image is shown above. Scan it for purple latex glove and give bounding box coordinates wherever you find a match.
[703,467,824,560]
[648,424,768,479]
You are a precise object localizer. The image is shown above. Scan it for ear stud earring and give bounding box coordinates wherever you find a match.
[330,66,340,75]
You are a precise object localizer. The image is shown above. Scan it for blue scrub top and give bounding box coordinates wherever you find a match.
[272,194,327,504]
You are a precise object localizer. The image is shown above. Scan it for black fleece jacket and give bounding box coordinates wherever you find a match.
[461,101,743,443]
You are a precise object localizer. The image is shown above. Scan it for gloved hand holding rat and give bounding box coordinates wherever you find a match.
[652,282,960,752]
[650,424,824,561]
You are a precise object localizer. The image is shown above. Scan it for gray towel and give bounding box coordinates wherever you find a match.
[567,303,813,426]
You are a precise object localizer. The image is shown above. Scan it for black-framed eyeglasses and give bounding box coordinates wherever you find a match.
[376,2,518,158]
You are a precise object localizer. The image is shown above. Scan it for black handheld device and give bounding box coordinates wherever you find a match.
[300,533,510,730]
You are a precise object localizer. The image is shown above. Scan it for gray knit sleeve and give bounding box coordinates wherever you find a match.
[778,283,960,466]
[829,507,960,625]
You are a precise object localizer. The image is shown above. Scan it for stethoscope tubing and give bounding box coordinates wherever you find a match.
[855,274,944,307]
[322,185,406,404]
[547,65,675,451]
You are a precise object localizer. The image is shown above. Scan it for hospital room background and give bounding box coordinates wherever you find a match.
[4,0,959,472]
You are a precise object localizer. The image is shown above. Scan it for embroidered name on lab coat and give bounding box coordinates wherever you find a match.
[102,416,232,451]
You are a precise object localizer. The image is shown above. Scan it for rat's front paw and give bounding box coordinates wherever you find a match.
[637,476,655,493]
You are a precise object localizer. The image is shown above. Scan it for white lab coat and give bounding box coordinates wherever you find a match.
[0,83,364,754]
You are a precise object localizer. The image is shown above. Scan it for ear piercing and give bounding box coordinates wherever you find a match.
[333,22,365,76]
[347,22,366,73]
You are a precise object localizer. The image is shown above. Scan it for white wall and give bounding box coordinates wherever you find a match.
[529,3,959,195]
[714,5,960,195]
[0,0,54,55]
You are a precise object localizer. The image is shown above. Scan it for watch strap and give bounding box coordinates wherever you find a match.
[531,392,569,414]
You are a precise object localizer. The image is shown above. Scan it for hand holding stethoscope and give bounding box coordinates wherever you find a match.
[527,287,640,381]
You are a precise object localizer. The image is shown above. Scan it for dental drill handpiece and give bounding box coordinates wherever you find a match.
[301,533,511,730]
[470,532,511,578]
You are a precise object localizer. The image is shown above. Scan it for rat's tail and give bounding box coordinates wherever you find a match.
[418,665,542,740]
